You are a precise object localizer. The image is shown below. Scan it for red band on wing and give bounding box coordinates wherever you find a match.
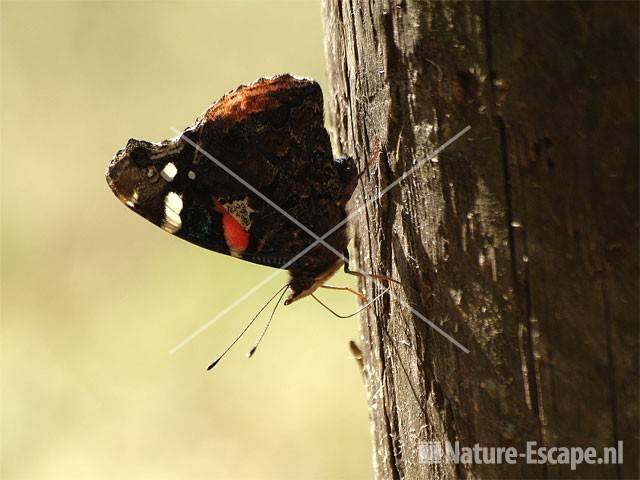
[214,199,249,253]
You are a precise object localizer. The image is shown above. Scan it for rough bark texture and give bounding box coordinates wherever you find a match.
[323,1,638,478]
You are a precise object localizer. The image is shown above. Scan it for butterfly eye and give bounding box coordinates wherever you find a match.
[146,166,157,178]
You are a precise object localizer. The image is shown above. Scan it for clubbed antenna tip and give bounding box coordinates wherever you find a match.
[206,358,221,371]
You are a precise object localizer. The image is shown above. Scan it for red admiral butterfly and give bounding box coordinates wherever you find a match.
[106,74,367,314]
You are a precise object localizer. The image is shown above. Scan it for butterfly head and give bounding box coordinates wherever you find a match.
[106,137,189,233]
[285,258,344,305]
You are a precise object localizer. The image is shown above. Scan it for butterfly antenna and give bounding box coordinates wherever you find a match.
[246,284,288,359]
[207,283,289,371]
[311,287,390,319]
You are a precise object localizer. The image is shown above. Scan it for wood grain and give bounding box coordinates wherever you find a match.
[323,1,638,478]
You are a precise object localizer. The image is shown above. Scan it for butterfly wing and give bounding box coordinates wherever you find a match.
[106,75,353,274]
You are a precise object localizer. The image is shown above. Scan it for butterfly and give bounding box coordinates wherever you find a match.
[105,74,367,306]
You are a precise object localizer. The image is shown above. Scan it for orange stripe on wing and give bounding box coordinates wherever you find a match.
[214,199,249,254]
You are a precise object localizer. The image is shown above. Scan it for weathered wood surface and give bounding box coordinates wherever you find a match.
[323,1,638,478]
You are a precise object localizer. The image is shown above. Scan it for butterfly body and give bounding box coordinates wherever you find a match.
[106,75,358,304]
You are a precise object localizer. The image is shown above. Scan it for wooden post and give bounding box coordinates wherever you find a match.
[323,1,638,478]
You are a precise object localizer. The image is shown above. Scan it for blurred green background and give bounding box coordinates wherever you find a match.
[1,2,372,479]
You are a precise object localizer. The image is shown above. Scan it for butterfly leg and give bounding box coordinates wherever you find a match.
[312,286,390,319]
[343,248,401,285]
[320,284,369,302]
[356,137,382,182]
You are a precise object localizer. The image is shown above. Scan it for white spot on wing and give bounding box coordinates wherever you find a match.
[187,170,196,180]
[161,162,178,182]
[125,190,139,208]
[163,191,183,233]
